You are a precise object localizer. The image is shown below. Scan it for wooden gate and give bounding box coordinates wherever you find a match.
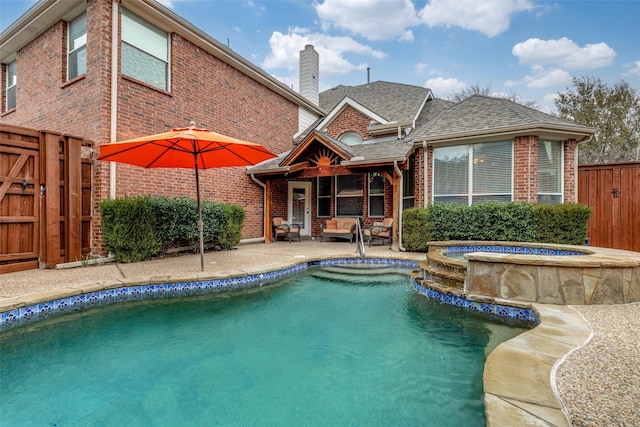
[578,162,640,252]
[0,125,92,272]
[0,127,40,272]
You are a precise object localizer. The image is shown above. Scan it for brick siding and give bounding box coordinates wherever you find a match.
[1,0,300,253]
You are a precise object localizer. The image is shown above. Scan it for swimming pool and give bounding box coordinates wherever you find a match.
[0,265,530,426]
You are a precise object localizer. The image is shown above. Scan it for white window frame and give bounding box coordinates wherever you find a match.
[537,140,564,204]
[339,131,363,146]
[432,142,513,205]
[121,8,170,91]
[67,12,87,80]
[368,173,385,217]
[5,60,16,111]
[402,160,415,211]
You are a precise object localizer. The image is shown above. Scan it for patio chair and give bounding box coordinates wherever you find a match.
[363,218,393,247]
[272,217,300,243]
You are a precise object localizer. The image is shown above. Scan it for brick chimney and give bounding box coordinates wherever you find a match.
[299,44,319,106]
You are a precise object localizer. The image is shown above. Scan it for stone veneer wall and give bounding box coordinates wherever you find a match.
[466,253,640,305]
[425,241,640,305]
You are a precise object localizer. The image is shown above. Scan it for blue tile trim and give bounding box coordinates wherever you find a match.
[444,245,582,257]
[1,258,418,331]
[2,257,536,328]
[411,280,539,323]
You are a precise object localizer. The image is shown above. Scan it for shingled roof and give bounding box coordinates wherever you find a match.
[415,95,594,142]
[319,81,431,124]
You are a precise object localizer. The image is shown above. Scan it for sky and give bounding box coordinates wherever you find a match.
[2,0,639,113]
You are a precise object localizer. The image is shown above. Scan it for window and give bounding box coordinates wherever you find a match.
[5,61,16,111]
[339,131,363,146]
[121,9,169,90]
[368,173,385,217]
[537,140,563,204]
[472,142,512,203]
[433,141,512,204]
[67,12,87,80]
[402,156,415,210]
[317,176,331,217]
[433,145,469,204]
[336,175,363,216]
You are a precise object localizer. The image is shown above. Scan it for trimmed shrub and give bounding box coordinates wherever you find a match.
[402,208,432,252]
[533,203,591,245]
[401,202,591,251]
[218,204,246,249]
[424,202,538,242]
[100,196,245,261]
[99,196,162,262]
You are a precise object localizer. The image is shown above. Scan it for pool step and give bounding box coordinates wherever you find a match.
[312,264,409,285]
[418,256,467,291]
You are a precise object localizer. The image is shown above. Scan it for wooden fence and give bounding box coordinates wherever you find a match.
[578,161,640,252]
[0,124,92,273]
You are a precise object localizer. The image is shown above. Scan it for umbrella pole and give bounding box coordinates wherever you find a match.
[195,160,205,271]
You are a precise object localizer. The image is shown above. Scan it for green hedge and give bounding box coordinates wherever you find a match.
[533,203,591,245]
[402,202,591,252]
[100,196,245,262]
[99,196,162,262]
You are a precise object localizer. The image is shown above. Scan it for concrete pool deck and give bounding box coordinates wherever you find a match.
[1,240,638,426]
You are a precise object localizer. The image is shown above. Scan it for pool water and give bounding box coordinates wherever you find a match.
[0,267,529,426]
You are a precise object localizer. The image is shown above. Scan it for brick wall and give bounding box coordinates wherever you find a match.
[564,139,578,202]
[325,106,370,139]
[513,136,538,202]
[1,0,301,252]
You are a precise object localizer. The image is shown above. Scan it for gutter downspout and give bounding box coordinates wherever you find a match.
[109,0,119,199]
[250,173,267,242]
[394,160,405,251]
[423,141,428,208]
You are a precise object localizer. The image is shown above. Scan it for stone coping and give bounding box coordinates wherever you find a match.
[484,304,591,427]
[0,255,421,316]
[0,252,598,426]
[427,240,640,268]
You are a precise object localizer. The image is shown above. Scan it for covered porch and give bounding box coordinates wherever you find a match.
[248,130,414,246]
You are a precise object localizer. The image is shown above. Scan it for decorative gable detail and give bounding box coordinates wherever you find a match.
[310,148,340,167]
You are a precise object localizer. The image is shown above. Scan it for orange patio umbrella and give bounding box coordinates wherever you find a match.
[97,122,277,271]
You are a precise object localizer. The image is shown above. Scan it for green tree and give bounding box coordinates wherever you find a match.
[555,76,640,163]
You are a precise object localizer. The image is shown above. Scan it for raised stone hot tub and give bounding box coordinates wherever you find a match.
[417,241,640,305]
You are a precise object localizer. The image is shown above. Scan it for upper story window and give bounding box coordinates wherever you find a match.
[368,173,385,217]
[67,12,87,80]
[5,61,16,111]
[121,9,169,91]
[537,140,563,204]
[433,141,513,204]
[339,131,363,146]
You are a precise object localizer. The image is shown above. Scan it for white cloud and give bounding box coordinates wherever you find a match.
[419,0,534,37]
[624,60,640,76]
[262,29,385,76]
[425,77,468,96]
[523,67,572,88]
[513,37,616,69]
[543,93,559,103]
[155,0,175,8]
[315,0,420,41]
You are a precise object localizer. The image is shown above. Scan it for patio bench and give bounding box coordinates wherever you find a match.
[320,217,357,243]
